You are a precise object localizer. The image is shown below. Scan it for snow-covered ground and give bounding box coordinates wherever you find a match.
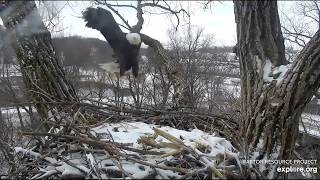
[300,113,320,137]
[0,107,32,127]
[223,77,241,98]
[0,64,21,77]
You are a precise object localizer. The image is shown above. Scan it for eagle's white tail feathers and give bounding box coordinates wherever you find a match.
[99,62,120,73]
[99,62,131,77]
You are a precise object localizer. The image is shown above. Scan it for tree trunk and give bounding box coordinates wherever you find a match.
[0,24,7,70]
[234,0,320,178]
[0,1,78,126]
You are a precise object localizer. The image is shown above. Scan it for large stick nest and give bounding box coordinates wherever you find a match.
[5,100,244,179]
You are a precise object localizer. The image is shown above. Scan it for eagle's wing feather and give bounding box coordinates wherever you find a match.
[82,7,124,52]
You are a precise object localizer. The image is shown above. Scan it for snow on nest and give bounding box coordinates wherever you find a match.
[0,20,3,27]
[14,122,239,179]
[263,59,273,82]
[91,122,237,157]
[261,58,291,86]
[126,33,141,46]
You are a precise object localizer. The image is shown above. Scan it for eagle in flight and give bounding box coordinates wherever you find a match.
[83,7,141,77]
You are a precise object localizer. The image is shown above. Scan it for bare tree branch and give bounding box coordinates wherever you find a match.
[94,0,189,32]
[94,0,132,30]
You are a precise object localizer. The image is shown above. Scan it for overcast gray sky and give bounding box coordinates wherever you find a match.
[0,1,313,48]
[50,1,237,46]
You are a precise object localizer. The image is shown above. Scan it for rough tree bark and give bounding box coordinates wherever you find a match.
[0,1,78,125]
[234,0,320,178]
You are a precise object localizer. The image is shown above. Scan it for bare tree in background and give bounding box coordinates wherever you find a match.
[281,1,319,49]
[37,1,67,34]
[234,1,320,178]
[168,25,212,109]
[143,48,172,108]
[281,1,320,100]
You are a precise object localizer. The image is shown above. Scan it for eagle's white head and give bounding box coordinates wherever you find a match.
[126,33,141,46]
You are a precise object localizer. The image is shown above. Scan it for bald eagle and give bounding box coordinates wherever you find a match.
[82,7,141,77]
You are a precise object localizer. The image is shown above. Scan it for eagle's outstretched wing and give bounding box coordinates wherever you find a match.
[82,7,125,53]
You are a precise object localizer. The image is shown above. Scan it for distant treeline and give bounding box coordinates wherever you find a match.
[1,36,234,67]
[198,46,234,54]
[53,36,113,67]
[1,36,147,68]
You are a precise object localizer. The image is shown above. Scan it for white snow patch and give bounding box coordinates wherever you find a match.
[273,64,290,85]
[91,122,154,144]
[0,64,22,77]
[14,147,58,164]
[263,59,273,82]
[300,113,320,137]
[98,62,133,76]
[302,113,320,123]
[92,122,237,157]
[98,62,120,73]
[270,102,279,107]
[15,147,42,159]
[1,107,32,114]
[262,59,291,86]
[222,77,241,98]
[57,162,85,178]
[141,55,148,61]
[126,33,141,45]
